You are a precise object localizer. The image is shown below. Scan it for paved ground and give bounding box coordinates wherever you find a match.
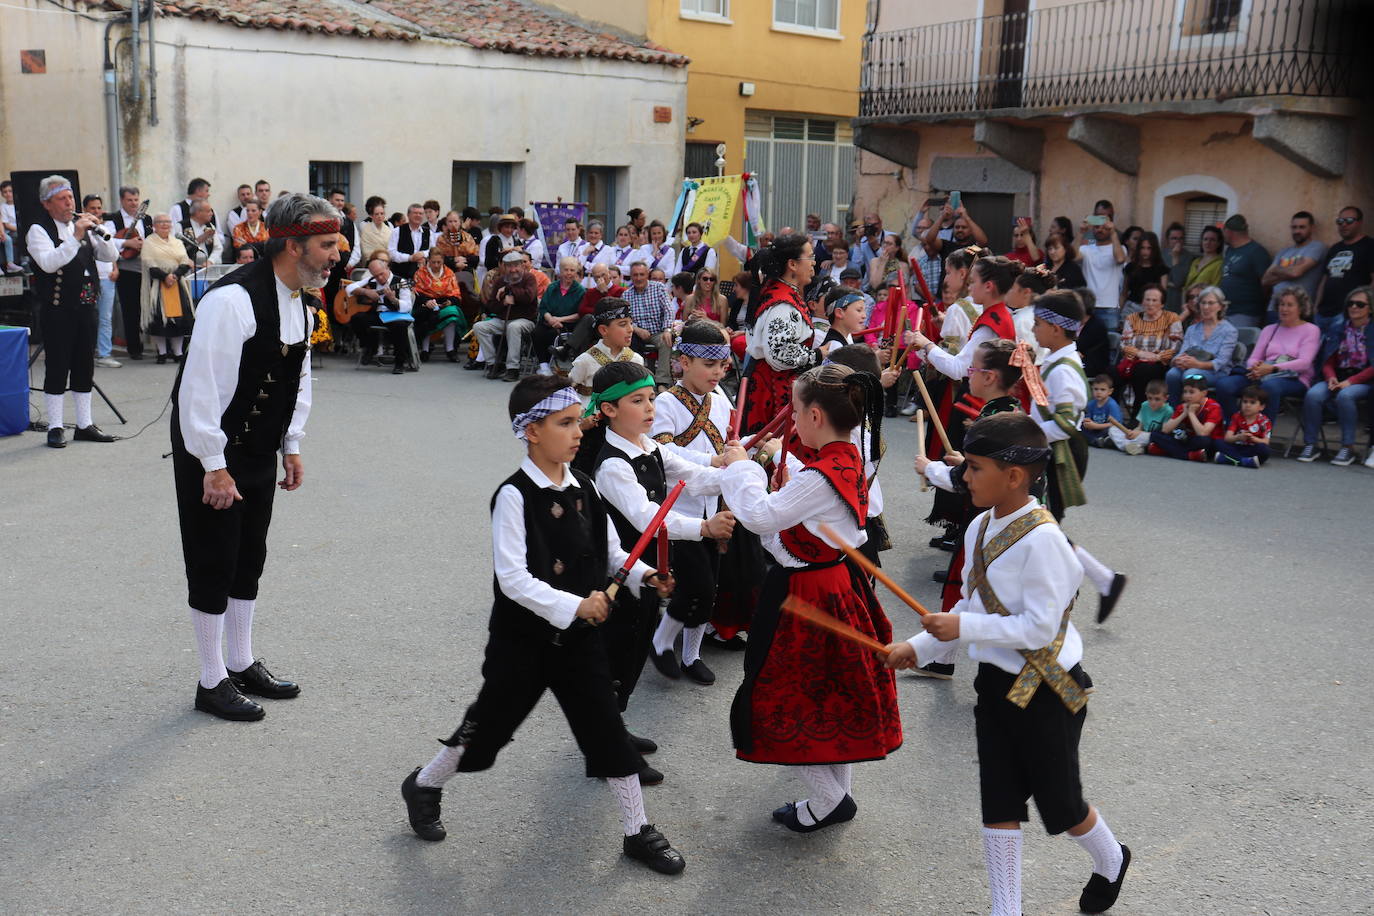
[2,349,1372,915]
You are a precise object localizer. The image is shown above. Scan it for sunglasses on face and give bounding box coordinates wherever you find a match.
[1350,300,1370,309]
[1336,217,1359,226]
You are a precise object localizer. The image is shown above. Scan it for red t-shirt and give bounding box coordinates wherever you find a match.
[1006,247,1038,266]
[1170,399,1226,439]
[1227,411,1273,440]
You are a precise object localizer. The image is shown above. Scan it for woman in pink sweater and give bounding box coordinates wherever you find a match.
[1217,287,1321,418]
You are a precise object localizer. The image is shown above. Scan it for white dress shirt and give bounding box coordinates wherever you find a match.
[719,236,747,264]
[680,242,719,273]
[556,238,587,267]
[640,244,677,277]
[224,205,248,237]
[606,245,639,273]
[177,274,313,472]
[493,457,651,630]
[185,219,225,265]
[519,235,547,267]
[906,497,1083,676]
[1035,343,1087,443]
[346,273,413,313]
[923,323,999,380]
[718,451,867,568]
[580,242,607,274]
[595,428,723,541]
[25,219,119,273]
[388,225,430,264]
[650,385,733,519]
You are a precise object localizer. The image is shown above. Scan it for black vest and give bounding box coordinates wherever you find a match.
[393,224,431,278]
[489,469,609,643]
[170,259,314,458]
[29,215,99,310]
[110,210,152,270]
[593,440,668,553]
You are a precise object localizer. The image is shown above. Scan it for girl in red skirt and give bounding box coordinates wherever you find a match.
[740,233,821,433]
[719,363,902,832]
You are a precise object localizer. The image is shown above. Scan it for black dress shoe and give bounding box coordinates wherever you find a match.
[1079,844,1131,913]
[912,662,955,680]
[156,353,167,365]
[401,767,446,841]
[503,368,519,382]
[623,824,685,875]
[929,535,957,552]
[1097,573,1128,624]
[419,349,431,363]
[626,730,657,755]
[778,794,858,833]
[228,659,300,699]
[392,360,405,374]
[932,569,948,584]
[682,659,715,685]
[46,427,67,448]
[360,353,376,366]
[638,762,664,786]
[194,678,265,721]
[446,349,458,362]
[464,359,485,371]
[650,648,682,680]
[73,425,116,443]
[128,352,144,360]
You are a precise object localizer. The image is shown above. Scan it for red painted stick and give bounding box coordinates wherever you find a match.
[606,479,687,599]
[771,418,794,489]
[729,377,749,441]
[742,404,790,450]
[656,526,670,576]
[909,255,935,305]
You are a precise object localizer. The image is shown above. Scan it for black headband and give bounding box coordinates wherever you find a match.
[963,433,1051,466]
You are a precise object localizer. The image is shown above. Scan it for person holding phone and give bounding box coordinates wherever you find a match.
[1079,213,1127,332]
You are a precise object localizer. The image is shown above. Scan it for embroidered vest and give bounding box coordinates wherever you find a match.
[970,302,1015,341]
[29,215,99,310]
[778,441,867,565]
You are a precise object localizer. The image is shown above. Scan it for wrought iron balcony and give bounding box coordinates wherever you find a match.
[859,0,1365,121]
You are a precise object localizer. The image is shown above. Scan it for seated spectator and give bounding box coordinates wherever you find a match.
[1162,222,1195,312]
[1166,286,1237,402]
[1043,233,1085,290]
[234,245,257,264]
[1082,374,1124,448]
[411,249,468,362]
[1260,210,1326,324]
[1074,288,1112,380]
[1118,283,1182,409]
[1296,285,1373,466]
[1216,287,1320,418]
[231,200,267,254]
[640,221,676,277]
[532,256,585,374]
[867,232,910,294]
[1184,225,1224,290]
[475,251,540,381]
[649,268,667,283]
[1219,214,1271,329]
[358,199,393,265]
[1180,283,1206,328]
[682,269,726,324]
[568,297,643,397]
[725,271,756,355]
[346,252,414,374]
[669,271,693,320]
[523,251,551,297]
[1122,231,1168,318]
[1214,386,1272,468]
[1149,373,1224,461]
[433,209,480,278]
[1005,217,1041,266]
[181,201,224,266]
[623,262,676,386]
[1114,378,1172,455]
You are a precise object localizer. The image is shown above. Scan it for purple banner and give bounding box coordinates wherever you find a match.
[532,201,588,263]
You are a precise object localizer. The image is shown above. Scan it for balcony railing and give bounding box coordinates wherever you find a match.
[859,0,1365,120]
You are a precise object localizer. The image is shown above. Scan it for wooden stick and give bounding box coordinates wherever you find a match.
[915,409,930,493]
[742,404,790,450]
[888,308,908,370]
[818,522,931,617]
[460,328,475,342]
[781,596,891,657]
[909,369,953,453]
[1107,416,1131,433]
[729,377,749,441]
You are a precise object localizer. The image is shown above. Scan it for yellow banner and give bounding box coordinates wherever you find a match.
[686,175,742,247]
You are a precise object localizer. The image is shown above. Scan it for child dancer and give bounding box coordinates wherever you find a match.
[648,320,736,686]
[719,364,902,832]
[401,376,685,875]
[887,413,1132,915]
[820,290,867,358]
[1215,385,1272,468]
[828,344,893,568]
[586,361,732,775]
[568,297,642,398]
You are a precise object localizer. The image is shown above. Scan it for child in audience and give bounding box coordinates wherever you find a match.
[568,298,642,398]
[1118,380,1173,455]
[1148,373,1224,461]
[1081,375,1124,448]
[1214,385,1272,468]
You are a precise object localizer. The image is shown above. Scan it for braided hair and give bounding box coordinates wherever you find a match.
[1014,263,1058,295]
[794,363,884,469]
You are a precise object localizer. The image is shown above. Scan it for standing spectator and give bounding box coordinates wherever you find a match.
[516,218,546,269]
[867,233,910,293]
[1167,286,1238,402]
[850,219,885,280]
[1044,234,1085,289]
[640,221,677,277]
[358,199,392,263]
[1118,284,1181,410]
[433,209,480,279]
[579,221,608,275]
[82,194,121,368]
[390,204,433,282]
[1005,217,1040,266]
[1216,287,1320,418]
[603,225,640,276]
[531,256,585,374]
[805,212,825,246]
[1296,286,1373,466]
[816,222,844,265]
[475,251,540,381]
[231,200,267,254]
[1119,226,1144,261]
[1079,215,1127,332]
[1047,215,1074,246]
[1313,207,1374,335]
[1219,214,1271,329]
[622,262,676,386]
[921,203,989,263]
[677,222,716,275]
[1161,222,1195,312]
[422,200,443,236]
[1185,225,1225,291]
[1075,288,1113,380]
[1,180,20,272]
[169,178,213,227]
[556,217,587,266]
[1122,231,1168,317]
[223,184,254,238]
[1261,211,1326,322]
[253,179,272,211]
[907,215,943,304]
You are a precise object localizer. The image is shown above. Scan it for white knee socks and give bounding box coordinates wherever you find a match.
[607,774,649,837]
[982,826,1023,916]
[73,391,92,429]
[651,616,684,656]
[681,625,705,666]
[170,336,184,357]
[443,324,456,350]
[45,393,63,431]
[796,765,847,824]
[416,744,466,789]
[1074,545,1115,596]
[1072,813,1124,881]
[225,597,256,672]
[154,337,168,355]
[190,608,228,689]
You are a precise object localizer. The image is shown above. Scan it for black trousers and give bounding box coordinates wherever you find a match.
[114,268,144,357]
[350,312,411,362]
[666,539,720,627]
[531,320,562,363]
[39,299,96,395]
[173,447,278,614]
[445,628,642,778]
[602,591,656,712]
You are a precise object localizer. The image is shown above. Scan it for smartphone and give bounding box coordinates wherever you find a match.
[950,190,962,211]
[1086,215,1107,226]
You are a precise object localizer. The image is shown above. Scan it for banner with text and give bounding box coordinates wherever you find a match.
[531,201,588,262]
[684,176,742,247]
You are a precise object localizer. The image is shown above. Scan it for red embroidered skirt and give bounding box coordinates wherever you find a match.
[742,360,796,435]
[731,560,902,765]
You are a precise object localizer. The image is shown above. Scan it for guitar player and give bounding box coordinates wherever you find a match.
[105,186,152,360]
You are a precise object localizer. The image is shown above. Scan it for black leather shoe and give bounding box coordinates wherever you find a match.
[401,767,446,841]
[623,824,685,874]
[464,359,485,371]
[73,425,116,443]
[392,360,405,374]
[484,363,502,379]
[650,648,681,680]
[128,352,144,360]
[194,678,265,721]
[779,794,857,833]
[932,569,948,584]
[1097,574,1128,624]
[929,535,957,552]
[682,659,715,685]
[1079,844,1131,913]
[503,368,519,382]
[446,349,458,362]
[419,349,431,363]
[46,427,67,448]
[638,762,664,786]
[912,662,955,680]
[156,353,167,365]
[228,659,300,699]
[626,729,657,754]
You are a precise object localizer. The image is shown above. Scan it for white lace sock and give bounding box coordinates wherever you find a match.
[1072,813,1124,881]
[795,765,846,824]
[45,393,64,430]
[225,597,256,672]
[416,744,465,789]
[651,615,684,656]
[170,336,184,356]
[443,324,456,350]
[832,763,852,796]
[1074,545,1115,596]
[681,625,705,665]
[982,827,1023,916]
[189,608,228,689]
[154,337,168,355]
[607,774,648,837]
[73,391,93,429]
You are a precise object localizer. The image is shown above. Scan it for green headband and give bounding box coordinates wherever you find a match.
[583,375,655,417]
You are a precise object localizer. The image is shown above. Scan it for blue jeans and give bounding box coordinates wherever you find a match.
[2,229,15,265]
[1302,380,1372,446]
[1097,308,1121,333]
[97,277,117,357]
[1166,366,1221,404]
[1215,372,1306,419]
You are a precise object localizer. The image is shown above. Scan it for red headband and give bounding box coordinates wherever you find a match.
[268,219,341,239]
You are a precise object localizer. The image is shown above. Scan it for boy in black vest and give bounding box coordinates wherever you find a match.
[401,375,685,874]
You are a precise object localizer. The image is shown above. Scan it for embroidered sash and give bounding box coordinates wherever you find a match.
[653,385,725,453]
[590,345,636,368]
[967,507,1087,713]
[1035,357,1089,510]
[650,245,670,270]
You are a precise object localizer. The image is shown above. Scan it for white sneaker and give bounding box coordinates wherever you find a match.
[1123,440,1145,455]
[95,356,122,368]
[1364,451,1374,469]
[900,401,917,416]
[537,363,553,376]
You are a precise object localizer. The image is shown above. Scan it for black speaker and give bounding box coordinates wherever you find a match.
[8,169,80,262]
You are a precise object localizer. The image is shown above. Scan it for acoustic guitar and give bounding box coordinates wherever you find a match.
[115,201,150,259]
[333,285,374,326]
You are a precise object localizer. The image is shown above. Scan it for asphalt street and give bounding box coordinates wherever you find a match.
[2,349,1371,915]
